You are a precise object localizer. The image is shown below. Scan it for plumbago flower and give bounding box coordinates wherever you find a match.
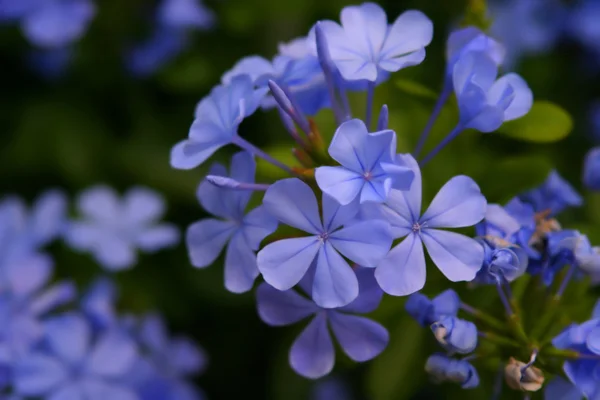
[519,170,583,216]
[367,155,486,295]
[186,151,278,293]
[583,147,600,191]
[65,186,180,271]
[425,354,479,389]
[256,268,388,378]
[257,178,392,308]
[315,119,414,205]
[405,289,460,327]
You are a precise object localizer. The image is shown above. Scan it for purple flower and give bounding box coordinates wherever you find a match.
[452,51,533,133]
[446,27,505,74]
[170,75,268,169]
[186,152,278,293]
[425,354,479,389]
[256,268,388,379]
[157,0,214,30]
[311,378,352,400]
[583,147,600,191]
[66,186,180,271]
[552,302,600,398]
[126,27,189,77]
[405,289,460,327]
[81,277,119,331]
[21,0,96,48]
[474,238,528,285]
[315,3,433,82]
[13,312,138,399]
[257,178,392,308]
[519,170,583,216]
[568,0,600,57]
[544,377,584,400]
[315,119,414,205]
[431,316,478,354]
[372,155,486,295]
[0,0,40,21]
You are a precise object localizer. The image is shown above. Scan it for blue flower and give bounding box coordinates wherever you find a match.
[552,302,600,398]
[0,0,39,21]
[446,26,505,74]
[126,27,189,77]
[27,47,72,78]
[452,51,533,133]
[66,186,180,271]
[315,119,414,205]
[157,0,214,30]
[519,170,583,216]
[170,75,268,169]
[424,354,479,389]
[13,312,139,399]
[256,268,388,379]
[431,316,478,354]
[128,313,207,400]
[568,0,600,58]
[554,231,600,276]
[405,289,460,327]
[21,0,96,48]
[544,377,584,400]
[316,2,433,82]
[186,152,278,293]
[311,378,352,400]
[81,277,119,331]
[371,155,486,295]
[584,147,600,191]
[257,178,392,308]
[474,238,528,285]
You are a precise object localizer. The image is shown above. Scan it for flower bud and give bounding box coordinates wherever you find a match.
[431,316,478,354]
[504,357,544,391]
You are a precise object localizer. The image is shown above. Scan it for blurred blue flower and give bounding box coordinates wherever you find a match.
[452,51,533,133]
[170,75,268,169]
[544,377,584,400]
[81,277,119,331]
[157,0,214,30]
[431,316,478,354]
[405,289,460,327]
[315,119,414,205]
[257,178,392,308]
[27,47,73,78]
[66,186,180,271]
[552,301,600,398]
[425,354,479,389]
[316,2,433,82]
[474,238,528,285]
[128,313,207,400]
[519,170,583,216]
[126,27,189,77]
[446,26,505,74]
[372,155,486,295]
[256,268,388,379]
[0,0,39,21]
[583,147,600,190]
[13,312,138,399]
[489,0,566,69]
[186,152,278,293]
[311,378,352,400]
[568,0,600,58]
[21,0,95,48]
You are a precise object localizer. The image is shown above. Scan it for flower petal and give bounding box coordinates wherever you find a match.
[168,337,208,376]
[80,380,138,400]
[86,330,137,377]
[136,224,180,251]
[312,242,359,308]
[339,267,384,313]
[169,132,227,170]
[44,313,90,365]
[224,232,259,293]
[240,206,278,250]
[93,236,137,271]
[77,185,120,223]
[256,283,318,326]
[122,187,166,226]
[315,166,364,206]
[186,219,236,268]
[586,327,600,354]
[326,119,368,173]
[421,175,486,228]
[386,154,421,222]
[289,313,335,379]
[452,51,498,96]
[13,354,68,396]
[329,312,389,362]
[257,236,321,291]
[6,253,53,296]
[375,233,426,296]
[329,220,392,268]
[262,178,323,234]
[339,3,387,66]
[321,194,360,232]
[29,189,67,246]
[488,73,533,121]
[379,10,433,71]
[139,313,168,355]
[421,229,483,282]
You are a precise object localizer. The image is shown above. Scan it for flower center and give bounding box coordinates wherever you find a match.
[363,171,373,181]
[412,222,422,233]
[318,232,330,242]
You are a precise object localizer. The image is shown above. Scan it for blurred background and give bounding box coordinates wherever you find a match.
[1,0,599,398]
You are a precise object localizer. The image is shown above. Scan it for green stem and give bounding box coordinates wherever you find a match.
[530,296,561,341]
[508,314,530,344]
[479,331,521,349]
[461,303,510,334]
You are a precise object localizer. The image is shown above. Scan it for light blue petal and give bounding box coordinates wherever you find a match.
[329,220,392,268]
[339,267,384,313]
[228,151,256,211]
[186,219,236,268]
[136,224,180,251]
[93,236,137,271]
[329,312,389,361]
[44,313,90,365]
[430,289,461,318]
[262,178,323,234]
[76,186,120,224]
[446,27,505,67]
[312,242,359,308]
[327,119,369,173]
[80,380,137,400]
[586,327,600,354]
[221,55,274,84]
[122,187,165,226]
[339,3,387,66]
[488,73,533,121]
[387,154,421,222]
[257,236,321,291]
[380,161,415,191]
[241,205,278,250]
[420,175,487,228]
[13,354,68,396]
[289,313,335,379]
[86,330,137,377]
[465,105,505,133]
[48,384,82,400]
[224,232,259,293]
[6,253,52,297]
[544,378,583,400]
[421,229,483,282]
[315,166,364,206]
[29,190,67,246]
[321,194,360,232]
[256,283,318,326]
[379,10,433,71]
[375,233,426,295]
[170,130,228,171]
[452,51,498,96]
[196,163,238,220]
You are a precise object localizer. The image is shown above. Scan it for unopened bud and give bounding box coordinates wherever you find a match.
[504,357,544,392]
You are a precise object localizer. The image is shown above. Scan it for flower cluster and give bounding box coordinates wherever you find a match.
[0,188,206,399]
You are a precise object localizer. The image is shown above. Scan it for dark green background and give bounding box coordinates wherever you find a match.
[1,0,598,398]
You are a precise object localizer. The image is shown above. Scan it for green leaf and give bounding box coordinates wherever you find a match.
[498,101,573,143]
[395,79,438,101]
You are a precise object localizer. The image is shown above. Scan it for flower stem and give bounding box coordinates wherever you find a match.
[366,81,375,130]
[460,302,508,333]
[419,124,464,166]
[555,264,575,299]
[413,79,452,157]
[479,331,521,349]
[233,136,295,174]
